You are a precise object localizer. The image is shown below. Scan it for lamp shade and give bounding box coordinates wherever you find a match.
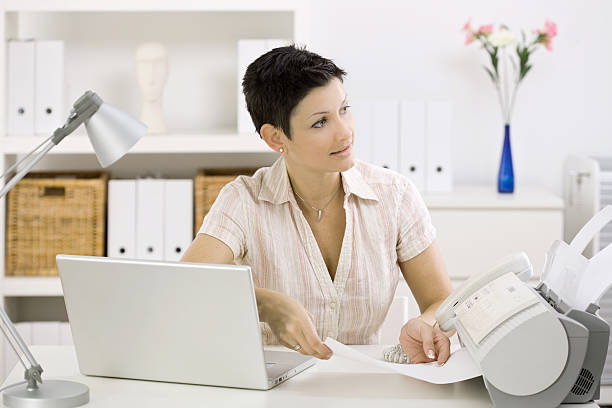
[84,102,146,168]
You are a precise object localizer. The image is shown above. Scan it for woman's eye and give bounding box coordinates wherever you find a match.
[341,105,351,114]
[312,118,327,128]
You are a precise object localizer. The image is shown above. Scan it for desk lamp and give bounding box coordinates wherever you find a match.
[0,91,146,407]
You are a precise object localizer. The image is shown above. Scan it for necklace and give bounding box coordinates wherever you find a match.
[292,184,341,222]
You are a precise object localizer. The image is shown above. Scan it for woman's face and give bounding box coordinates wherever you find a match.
[284,78,355,173]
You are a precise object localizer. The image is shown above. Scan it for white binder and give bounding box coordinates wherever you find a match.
[425,101,453,192]
[59,322,74,346]
[7,40,35,135]
[34,40,64,135]
[399,100,426,191]
[351,98,373,163]
[237,40,267,134]
[371,99,400,171]
[164,179,193,261]
[107,180,137,258]
[31,322,60,345]
[136,179,165,260]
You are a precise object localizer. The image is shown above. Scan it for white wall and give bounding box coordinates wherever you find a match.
[308,0,612,196]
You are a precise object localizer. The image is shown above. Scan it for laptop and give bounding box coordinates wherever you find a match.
[56,254,316,390]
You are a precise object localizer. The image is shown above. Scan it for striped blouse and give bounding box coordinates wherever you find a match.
[198,157,436,345]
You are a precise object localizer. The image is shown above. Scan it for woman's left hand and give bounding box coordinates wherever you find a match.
[399,317,450,365]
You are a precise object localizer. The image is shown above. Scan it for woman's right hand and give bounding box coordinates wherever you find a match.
[257,288,333,360]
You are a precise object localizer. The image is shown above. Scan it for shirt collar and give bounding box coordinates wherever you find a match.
[341,163,379,202]
[258,157,379,205]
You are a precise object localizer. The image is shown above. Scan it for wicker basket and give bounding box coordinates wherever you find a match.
[6,172,108,276]
[194,168,257,233]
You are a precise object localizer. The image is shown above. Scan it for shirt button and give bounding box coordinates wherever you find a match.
[329,300,337,308]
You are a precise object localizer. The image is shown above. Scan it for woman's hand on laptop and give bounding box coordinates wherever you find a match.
[257,288,333,360]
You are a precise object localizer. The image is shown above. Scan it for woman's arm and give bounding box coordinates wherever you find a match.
[181,234,332,359]
[399,240,453,323]
[398,240,455,364]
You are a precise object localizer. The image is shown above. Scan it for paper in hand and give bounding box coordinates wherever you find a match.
[324,337,482,384]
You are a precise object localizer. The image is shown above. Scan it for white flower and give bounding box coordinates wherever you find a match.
[489,29,516,47]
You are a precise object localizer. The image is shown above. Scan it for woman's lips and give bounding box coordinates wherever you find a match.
[331,144,352,157]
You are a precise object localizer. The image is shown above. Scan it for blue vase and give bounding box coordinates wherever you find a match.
[497,123,514,193]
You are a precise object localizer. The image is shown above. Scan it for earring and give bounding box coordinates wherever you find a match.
[279,147,284,153]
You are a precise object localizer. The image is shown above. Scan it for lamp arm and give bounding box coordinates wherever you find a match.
[0,96,99,389]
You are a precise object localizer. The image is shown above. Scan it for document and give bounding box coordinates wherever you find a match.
[324,337,482,384]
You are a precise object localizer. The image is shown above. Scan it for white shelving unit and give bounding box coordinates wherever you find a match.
[0,0,309,381]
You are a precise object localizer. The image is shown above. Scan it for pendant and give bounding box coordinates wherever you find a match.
[317,209,322,221]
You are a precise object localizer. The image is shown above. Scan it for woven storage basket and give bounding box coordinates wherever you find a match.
[194,168,257,233]
[6,172,108,276]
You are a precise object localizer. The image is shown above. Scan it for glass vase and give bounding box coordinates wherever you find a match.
[497,123,514,193]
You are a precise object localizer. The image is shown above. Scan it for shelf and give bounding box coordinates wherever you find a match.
[423,186,564,210]
[2,132,273,155]
[2,277,63,297]
[3,0,305,12]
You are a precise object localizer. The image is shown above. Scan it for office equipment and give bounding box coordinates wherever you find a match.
[0,90,145,407]
[107,180,137,259]
[425,101,452,192]
[564,155,612,392]
[7,40,35,135]
[164,179,193,261]
[399,100,426,191]
[56,255,315,390]
[435,249,609,408]
[135,179,165,260]
[34,41,64,135]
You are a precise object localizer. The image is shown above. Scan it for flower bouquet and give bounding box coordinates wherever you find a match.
[462,19,557,192]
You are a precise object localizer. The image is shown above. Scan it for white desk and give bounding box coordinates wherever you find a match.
[0,345,600,408]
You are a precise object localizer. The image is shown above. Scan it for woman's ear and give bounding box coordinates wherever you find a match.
[260,124,286,154]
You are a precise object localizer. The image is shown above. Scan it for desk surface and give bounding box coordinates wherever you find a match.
[0,346,600,408]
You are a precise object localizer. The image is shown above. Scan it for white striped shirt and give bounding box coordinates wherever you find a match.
[199,157,436,344]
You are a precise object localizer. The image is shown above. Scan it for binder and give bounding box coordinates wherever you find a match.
[351,98,373,163]
[237,40,267,133]
[107,180,137,258]
[425,101,453,192]
[371,99,400,171]
[34,40,64,135]
[31,322,60,345]
[136,179,165,260]
[164,179,193,261]
[59,322,73,345]
[7,40,35,135]
[399,100,426,191]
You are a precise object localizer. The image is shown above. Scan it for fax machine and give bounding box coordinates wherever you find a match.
[435,206,612,408]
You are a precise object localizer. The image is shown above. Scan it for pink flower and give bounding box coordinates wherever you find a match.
[545,37,553,51]
[544,20,558,37]
[478,24,493,34]
[465,31,474,45]
[462,18,472,31]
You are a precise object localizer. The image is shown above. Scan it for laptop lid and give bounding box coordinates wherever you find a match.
[57,254,270,390]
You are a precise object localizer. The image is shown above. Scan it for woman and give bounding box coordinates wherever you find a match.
[182,45,454,365]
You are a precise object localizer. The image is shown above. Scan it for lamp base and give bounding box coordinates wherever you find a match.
[3,380,89,408]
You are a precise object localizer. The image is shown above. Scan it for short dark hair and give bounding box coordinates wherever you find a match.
[242,44,347,139]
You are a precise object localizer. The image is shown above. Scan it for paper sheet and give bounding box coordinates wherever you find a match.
[324,338,482,384]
